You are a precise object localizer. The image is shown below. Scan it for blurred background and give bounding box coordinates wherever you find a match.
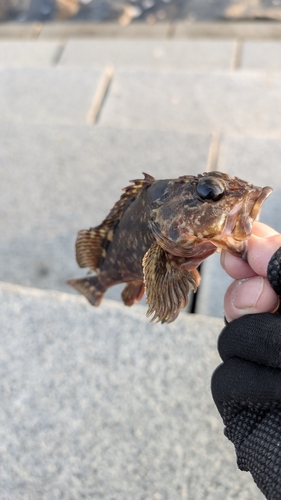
[2,0,281,24]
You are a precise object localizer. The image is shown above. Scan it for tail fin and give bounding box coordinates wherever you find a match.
[67,276,105,306]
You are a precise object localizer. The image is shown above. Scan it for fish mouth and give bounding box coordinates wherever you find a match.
[224,185,273,242]
[248,185,273,221]
[212,185,273,259]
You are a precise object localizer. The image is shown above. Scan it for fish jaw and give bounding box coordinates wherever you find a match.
[210,185,273,259]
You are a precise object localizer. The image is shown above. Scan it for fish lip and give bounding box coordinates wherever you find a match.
[248,185,272,220]
[221,185,273,243]
[206,185,272,259]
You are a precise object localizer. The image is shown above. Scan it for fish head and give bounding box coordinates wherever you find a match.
[148,171,272,262]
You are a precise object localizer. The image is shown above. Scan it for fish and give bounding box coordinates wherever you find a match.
[68,171,272,323]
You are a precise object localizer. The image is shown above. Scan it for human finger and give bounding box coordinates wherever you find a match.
[221,229,281,280]
[251,221,279,238]
[220,251,256,280]
[247,234,281,277]
[224,276,279,322]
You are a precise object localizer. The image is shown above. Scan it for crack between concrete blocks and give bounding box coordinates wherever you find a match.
[30,22,43,39]
[167,23,176,38]
[231,38,243,70]
[52,41,66,66]
[86,65,114,125]
[206,132,221,172]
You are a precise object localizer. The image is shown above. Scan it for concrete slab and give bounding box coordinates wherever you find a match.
[99,69,281,134]
[38,22,172,39]
[0,67,101,125]
[196,135,281,317]
[59,39,235,70]
[2,21,281,41]
[0,22,38,39]
[0,123,211,299]
[241,41,281,71]
[218,135,281,232]
[0,281,264,500]
[195,253,232,318]
[174,21,281,39]
[0,40,62,67]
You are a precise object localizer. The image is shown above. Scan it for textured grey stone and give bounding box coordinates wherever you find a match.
[217,135,281,233]
[39,22,172,39]
[241,41,281,70]
[0,67,101,124]
[0,23,36,38]
[100,70,281,134]
[0,41,62,67]
[175,21,281,39]
[0,123,211,301]
[196,135,281,317]
[59,39,235,70]
[195,253,232,318]
[0,282,264,500]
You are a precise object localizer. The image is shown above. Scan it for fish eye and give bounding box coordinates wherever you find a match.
[196,178,225,202]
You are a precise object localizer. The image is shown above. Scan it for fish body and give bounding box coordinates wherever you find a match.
[68,171,272,323]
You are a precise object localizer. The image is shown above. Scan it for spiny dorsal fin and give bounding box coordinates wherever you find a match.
[75,173,155,271]
[109,172,155,219]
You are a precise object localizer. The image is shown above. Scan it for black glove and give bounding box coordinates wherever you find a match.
[211,313,281,499]
[211,247,281,498]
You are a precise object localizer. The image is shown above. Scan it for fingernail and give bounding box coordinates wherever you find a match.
[232,276,264,311]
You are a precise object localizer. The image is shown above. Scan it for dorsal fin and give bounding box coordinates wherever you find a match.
[75,173,155,271]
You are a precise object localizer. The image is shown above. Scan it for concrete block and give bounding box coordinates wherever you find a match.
[241,41,281,70]
[59,39,235,70]
[174,21,281,39]
[0,123,211,299]
[0,40,62,67]
[0,282,264,500]
[100,70,281,134]
[39,22,171,39]
[0,22,37,38]
[195,253,232,318]
[218,135,281,232]
[0,67,102,125]
[196,135,281,317]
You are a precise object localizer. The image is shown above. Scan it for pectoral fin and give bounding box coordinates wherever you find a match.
[142,243,200,323]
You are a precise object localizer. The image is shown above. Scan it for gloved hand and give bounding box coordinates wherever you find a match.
[211,222,281,499]
[211,313,281,500]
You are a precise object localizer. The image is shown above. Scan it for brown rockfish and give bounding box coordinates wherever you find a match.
[68,172,272,323]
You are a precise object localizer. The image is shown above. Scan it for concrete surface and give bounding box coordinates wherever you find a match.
[0,40,62,67]
[4,21,281,40]
[99,70,281,134]
[0,281,264,500]
[0,67,102,124]
[241,40,281,70]
[59,39,235,70]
